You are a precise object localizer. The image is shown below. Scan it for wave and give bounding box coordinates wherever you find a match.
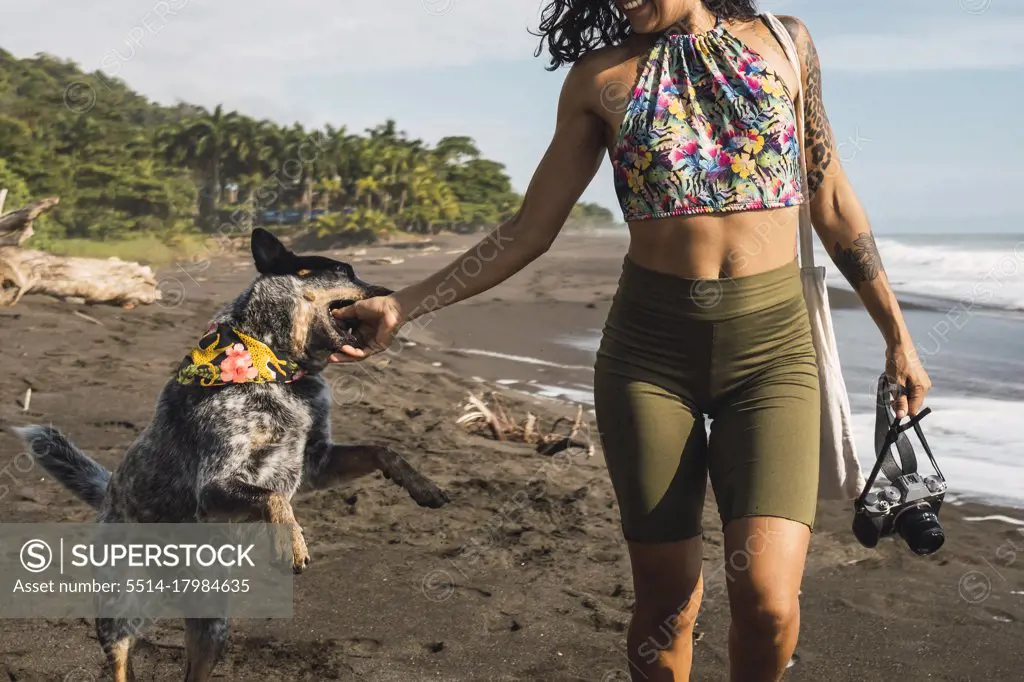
[819,236,1024,314]
[849,396,1024,509]
[496,363,1024,510]
[445,347,594,371]
[587,230,1024,313]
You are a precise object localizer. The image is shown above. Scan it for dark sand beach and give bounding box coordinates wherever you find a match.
[1,231,1022,681]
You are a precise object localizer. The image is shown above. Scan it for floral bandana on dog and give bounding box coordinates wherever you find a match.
[175,324,305,387]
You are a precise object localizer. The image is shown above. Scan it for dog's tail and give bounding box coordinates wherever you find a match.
[12,425,110,509]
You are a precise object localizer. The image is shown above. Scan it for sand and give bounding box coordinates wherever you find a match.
[0,231,1021,681]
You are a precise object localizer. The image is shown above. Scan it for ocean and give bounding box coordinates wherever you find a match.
[495,234,1024,510]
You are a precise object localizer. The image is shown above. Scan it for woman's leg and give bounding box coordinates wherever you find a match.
[723,517,810,682]
[594,261,722,680]
[705,285,821,681]
[708,381,818,682]
[625,538,704,681]
[706,366,818,678]
[593,370,709,681]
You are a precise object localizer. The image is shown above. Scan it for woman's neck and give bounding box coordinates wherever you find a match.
[663,3,718,34]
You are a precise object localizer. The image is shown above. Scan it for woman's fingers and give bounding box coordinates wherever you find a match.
[906,381,927,417]
[331,304,359,320]
[341,344,368,358]
[328,345,367,364]
[906,364,932,417]
[891,382,909,420]
[885,344,931,421]
[374,314,400,349]
[886,358,909,420]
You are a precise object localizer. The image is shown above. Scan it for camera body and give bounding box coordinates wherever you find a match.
[852,472,947,555]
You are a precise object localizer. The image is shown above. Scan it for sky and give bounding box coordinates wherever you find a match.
[2,0,1022,233]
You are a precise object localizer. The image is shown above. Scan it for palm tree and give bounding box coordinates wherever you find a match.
[281,123,327,222]
[226,117,279,229]
[159,104,240,228]
[319,124,356,209]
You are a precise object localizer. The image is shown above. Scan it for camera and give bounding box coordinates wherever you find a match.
[852,472,946,555]
[852,375,947,556]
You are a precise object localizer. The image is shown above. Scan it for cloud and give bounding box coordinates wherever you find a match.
[2,0,565,140]
[817,15,1024,73]
[3,0,548,93]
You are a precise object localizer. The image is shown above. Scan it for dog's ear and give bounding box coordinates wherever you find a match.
[251,228,293,275]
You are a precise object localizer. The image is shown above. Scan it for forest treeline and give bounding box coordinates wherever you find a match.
[0,49,619,247]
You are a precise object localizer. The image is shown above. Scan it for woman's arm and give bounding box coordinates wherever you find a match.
[332,61,608,359]
[782,16,931,418]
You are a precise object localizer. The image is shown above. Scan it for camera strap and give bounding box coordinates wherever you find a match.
[874,375,919,480]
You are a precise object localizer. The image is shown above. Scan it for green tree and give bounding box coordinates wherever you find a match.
[0,48,609,247]
[160,104,240,228]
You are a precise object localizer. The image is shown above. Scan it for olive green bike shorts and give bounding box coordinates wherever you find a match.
[594,257,820,543]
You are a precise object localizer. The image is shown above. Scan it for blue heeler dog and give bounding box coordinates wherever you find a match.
[13,228,450,682]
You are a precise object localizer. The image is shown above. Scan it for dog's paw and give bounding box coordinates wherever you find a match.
[271,524,311,574]
[291,526,311,575]
[407,476,451,509]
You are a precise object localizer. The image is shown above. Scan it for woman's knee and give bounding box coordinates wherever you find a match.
[721,517,808,641]
[627,538,705,634]
[634,570,703,621]
[630,572,704,666]
[730,591,800,640]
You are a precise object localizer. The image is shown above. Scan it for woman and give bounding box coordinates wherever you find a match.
[331,1,931,679]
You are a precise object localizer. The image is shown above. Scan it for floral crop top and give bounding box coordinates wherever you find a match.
[611,16,804,221]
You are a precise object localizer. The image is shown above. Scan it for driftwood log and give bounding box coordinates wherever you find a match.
[0,195,162,308]
[0,247,161,307]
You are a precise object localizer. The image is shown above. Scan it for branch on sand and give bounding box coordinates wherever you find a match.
[0,195,162,308]
[456,391,596,458]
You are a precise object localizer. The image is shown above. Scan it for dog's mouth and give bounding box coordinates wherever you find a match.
[328,299,362,348]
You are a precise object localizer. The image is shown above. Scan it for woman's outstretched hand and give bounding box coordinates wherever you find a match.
[329,295,407,363]
[886,342,932,420]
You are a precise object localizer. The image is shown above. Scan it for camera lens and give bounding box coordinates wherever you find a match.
[895,505,945,556]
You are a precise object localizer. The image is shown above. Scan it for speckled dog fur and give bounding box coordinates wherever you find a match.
[13,228,450,682]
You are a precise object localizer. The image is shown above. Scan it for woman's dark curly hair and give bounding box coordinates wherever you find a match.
[533,0,759,70]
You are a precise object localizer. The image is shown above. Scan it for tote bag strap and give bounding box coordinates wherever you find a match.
[761,12,815,269]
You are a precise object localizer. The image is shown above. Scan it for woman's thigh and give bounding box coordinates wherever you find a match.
[594,366,709,543]
[706,324,820,531]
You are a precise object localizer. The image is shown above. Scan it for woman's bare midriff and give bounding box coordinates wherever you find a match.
[625,206,801,279]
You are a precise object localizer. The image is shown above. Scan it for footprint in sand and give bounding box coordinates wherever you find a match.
[340,637,383,657]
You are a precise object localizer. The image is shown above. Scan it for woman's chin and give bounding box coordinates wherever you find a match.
[620,0,659,33]
[628,20,661,34]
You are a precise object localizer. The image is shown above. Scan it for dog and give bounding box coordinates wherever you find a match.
[13,227,449,682]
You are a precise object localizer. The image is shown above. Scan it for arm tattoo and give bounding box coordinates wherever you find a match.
[834,232,884,290]
[800,29,835,200]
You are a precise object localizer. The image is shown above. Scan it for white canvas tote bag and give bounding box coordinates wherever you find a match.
[762,12,866,499]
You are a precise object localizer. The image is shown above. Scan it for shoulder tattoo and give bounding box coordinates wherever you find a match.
[779,16,801,47]
[799,28,835,199]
